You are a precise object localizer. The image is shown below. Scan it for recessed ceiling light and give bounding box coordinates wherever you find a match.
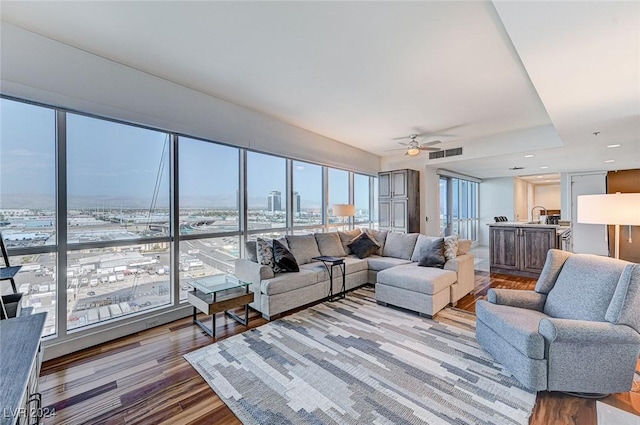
[605,159,615,163]
[540,166,549,169]
[524,154,534,158]
[606,144,621,148]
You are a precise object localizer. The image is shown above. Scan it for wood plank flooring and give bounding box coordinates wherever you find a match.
[40,272,640,425]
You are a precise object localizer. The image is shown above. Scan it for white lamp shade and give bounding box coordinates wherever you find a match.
[333,204,355,217]
[577,193,640,225]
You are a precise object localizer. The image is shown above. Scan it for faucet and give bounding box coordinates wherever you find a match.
[531,205,547,224]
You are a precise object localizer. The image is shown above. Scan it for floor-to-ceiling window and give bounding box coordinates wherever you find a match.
[0,96,377,345]
[439,173,479,241]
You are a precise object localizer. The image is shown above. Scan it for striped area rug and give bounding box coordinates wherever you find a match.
[185,288,536,425]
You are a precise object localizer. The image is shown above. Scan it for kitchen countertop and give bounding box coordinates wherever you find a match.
[489,222,571,234]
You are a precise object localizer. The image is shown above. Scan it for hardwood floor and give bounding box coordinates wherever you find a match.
[40,272,640,425]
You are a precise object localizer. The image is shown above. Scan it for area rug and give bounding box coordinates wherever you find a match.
[185,288,536,425]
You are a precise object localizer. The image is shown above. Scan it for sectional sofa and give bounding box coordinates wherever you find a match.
[235,229,475,320]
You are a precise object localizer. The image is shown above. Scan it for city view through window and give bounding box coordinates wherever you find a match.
[0,97,376,338]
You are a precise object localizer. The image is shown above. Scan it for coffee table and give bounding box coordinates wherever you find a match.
[187,274,254,338]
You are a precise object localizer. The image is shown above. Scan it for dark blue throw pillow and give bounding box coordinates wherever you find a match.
[347,232,380,259]
[417,237,446,268]
[273,238,299,272]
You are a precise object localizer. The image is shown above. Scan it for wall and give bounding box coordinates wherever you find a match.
[533,184,561,210]
[513,177,529,222]
[0,23,380,174]
[478,177,515,245]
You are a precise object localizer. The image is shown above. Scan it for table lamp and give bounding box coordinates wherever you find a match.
[332,204,355,229]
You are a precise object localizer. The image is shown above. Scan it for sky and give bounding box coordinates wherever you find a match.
[1,98,367,210]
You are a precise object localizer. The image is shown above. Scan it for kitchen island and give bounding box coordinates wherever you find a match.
[489,222,571,277]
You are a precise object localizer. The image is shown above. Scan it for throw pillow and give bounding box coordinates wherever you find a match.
[382,232,419,260]
[256,237,280,273]
[411,234,442,262]
[416,237,446,268]
[314,233,346,257]
[245,241,258,262]
[347,232,380,259]
[273,239,299,272]
[285,234,321,265]
[364,229,388,255]
[338,229,362,255]
[444,235,459,261]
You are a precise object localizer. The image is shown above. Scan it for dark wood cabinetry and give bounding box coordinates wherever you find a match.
[378,169,420,233]
[490,225,557,277]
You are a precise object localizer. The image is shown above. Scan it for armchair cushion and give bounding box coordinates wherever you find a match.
[534,249,572,294]
[476,300,548,359]
[606,264,640,333]
[543,254,629,321]
[487,288,546,312]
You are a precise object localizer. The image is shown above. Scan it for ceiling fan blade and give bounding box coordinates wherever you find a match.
[418,146,441,151]
[391,135,413,141]
[419,140,442,147]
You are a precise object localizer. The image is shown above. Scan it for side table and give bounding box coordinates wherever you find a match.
[312,256,346,301]
[187,274,254,338]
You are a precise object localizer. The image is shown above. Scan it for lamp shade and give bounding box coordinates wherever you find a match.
[333,204,355,217]
[577,193,640,225]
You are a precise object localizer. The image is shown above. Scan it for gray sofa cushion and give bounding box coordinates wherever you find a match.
[382,232,419,260]
[377,263,456,295]
[544,254,629,321]
[300,257,368,281]
[476,300,548,360]
[364,229,388,255]
[285,234,321,265]
[314,233,346,257]
[606,264,640,333]
[366,256,412,271]
[260,268,318,296]
[338,229,362,255]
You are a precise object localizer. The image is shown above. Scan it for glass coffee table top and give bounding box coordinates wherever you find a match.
[189,274,249,295]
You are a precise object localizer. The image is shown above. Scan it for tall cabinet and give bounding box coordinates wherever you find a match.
[378,169,420,233]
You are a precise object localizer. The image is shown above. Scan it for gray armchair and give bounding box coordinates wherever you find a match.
[476,249,640,394]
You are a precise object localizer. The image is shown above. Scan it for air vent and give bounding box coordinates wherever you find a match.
[429,147,463,160]
[509,166,524,170]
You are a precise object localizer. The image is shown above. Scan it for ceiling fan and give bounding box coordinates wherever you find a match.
[385,134,442,156]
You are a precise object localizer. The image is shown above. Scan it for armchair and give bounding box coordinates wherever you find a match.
[476,249,640,395]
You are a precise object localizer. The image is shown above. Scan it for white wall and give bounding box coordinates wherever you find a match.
[534,184,561,210]
[513,177,529,222]
[479,177,515,245]
[0,23,380,174]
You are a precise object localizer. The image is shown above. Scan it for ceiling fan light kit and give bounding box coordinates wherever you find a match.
[407,147,420,156]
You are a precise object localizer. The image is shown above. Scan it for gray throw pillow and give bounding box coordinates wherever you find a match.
[382,232,419,260]
[256,238,280,273]
[347,232,380,259]
[245,241,258,262]
[364,229,388,255]
[273,239,299,272]
[338,229,362,255]
[285,234,321,265]
[411,235,443,262]
[416,237,446,268]
[314,233,346,257]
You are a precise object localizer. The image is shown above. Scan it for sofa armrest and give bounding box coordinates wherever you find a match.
[444,253,475,302]
[487,289,546,311]
[539,318,640,345]
[234,259,274,286]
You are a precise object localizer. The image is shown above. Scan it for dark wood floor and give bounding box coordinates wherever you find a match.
[40,271,640,425]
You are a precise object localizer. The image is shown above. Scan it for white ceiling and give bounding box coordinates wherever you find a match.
[1,1,638,179]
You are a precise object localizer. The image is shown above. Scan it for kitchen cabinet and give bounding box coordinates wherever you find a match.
[490,225,557,277]
[378,169,420,233]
